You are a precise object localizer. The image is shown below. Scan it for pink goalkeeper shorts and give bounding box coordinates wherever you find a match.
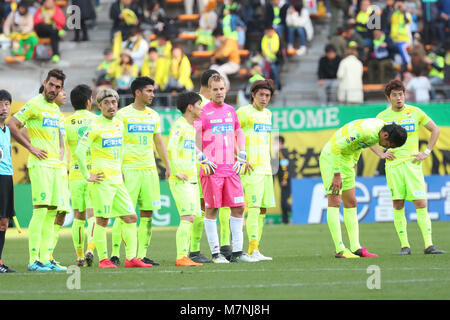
[200,174,245,209]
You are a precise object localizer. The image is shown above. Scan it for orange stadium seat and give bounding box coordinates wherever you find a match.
[5,55,26,63]
[178,14,200,21]
[363,83,385,92]
[287,48,297,56]
[192,50,214,58]
[363,66,368,73]
[149,34,157,41]
[178,33,197,40]
[238,49,249,57]
[167,0,183,3]
[55,0,67,6]
[39,38,51,44]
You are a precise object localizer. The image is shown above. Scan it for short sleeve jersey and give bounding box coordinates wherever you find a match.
[236,104,272,175]
[78,115,124,184]
[59,113,69,168]
[167,116,197,183]
[14,94,62,168]
[65,110,97,180]
[199,101,242,177]
[115,104,161,170]
[376,104,431,168]
[321,118,384,172]
[0,125,13,176]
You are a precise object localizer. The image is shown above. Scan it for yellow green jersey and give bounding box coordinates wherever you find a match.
[65,110,97,180]
[321,118,384,173]
[14,94,62,168]
[78,115,124,184]
[198,93,209,107]
[376,104,431,168]
[236,104,273,175]
[116,104,161,170]
[59,113,69,169]
[167,116,197,183]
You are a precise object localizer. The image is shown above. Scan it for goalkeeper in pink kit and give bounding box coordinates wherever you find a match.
[196,74,257,263]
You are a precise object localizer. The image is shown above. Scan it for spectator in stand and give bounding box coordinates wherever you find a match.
[149,31,172,60]
[210,27,240,90]
[121,26,148,69]
[184,0,207,15]
[109,0,141,41]
[221,3,246,49]
[72,0,96,42]
[0,1,5,34]
[158,44,194,93]
[261,24,281,90]
[406,70,431,102]
[348,0,374,48]
[140,0,166,39]
[317,44,341,106]
[421,0,441,45]
[141,47,162,82]
[195,0,217,51]
[108,49,139,102]
[423,41,445,100]
[330,27,347,58]
[367,29,397,84]
[342,23,365,60]
[3,1,38,60]
[390,0,413,66]
[33,0,66,63]
[286,2,314,56]
[438,0,450,43]
[266,0,288,41]
[95,47,116,86]
[337,45,363,104]
[405,0,421,40]
[328,0,351,38]
[381,0,396,34]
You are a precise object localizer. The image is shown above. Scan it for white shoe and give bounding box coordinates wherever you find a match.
[250,250,272,261]
[296,46,307,56]
[212,253,230,263]
[235,253,258,263]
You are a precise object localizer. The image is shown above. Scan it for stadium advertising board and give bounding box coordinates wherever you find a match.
[291,175,450,224]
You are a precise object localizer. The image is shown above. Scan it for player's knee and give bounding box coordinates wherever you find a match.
[181,215,194,223]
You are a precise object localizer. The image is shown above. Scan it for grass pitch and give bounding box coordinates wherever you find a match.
[1,222,450,300]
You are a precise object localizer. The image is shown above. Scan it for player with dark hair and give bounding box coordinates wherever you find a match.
[111,76,170,266]
[0,89,17,273]
[370,79,445,255]
[66,84,98,266]
[7,69,66,271]
[320,118,407,258]
[237,79,276,261]
[168,91,204,266]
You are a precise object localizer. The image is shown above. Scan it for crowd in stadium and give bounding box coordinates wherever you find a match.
[0,0,450,104]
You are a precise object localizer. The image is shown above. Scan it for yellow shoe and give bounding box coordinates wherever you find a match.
[335,248,360,258]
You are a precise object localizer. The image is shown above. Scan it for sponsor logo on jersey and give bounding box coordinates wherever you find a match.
[102,137,123,147]
[184,140,195,149]
[42,117,59,128]
[211,124,233,134]
[210,119,223,124]
[234,196,244,203]
[128,123,155,133]
[225,118,233,123]
[254,123,272,132]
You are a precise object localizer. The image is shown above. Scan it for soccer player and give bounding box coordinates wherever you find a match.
[112,76,171,266]
[8,69,67,271]
[75,88,152,269]
[197,74,257,263]
[320,118,407,258]
[168,92,204,267]
[370,79,445,255]
[189,69,220,264]
[65,84,98,266]
[237,79,276,261]
[0,89,17,273]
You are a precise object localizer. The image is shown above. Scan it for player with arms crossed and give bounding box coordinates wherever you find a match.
[370,79,445,255]
[66,84,98,266]
[168,92,204,266]
[237,79,276,261]
[8,69,66,271]
[320,118,407,258]
[197,74,257,263]
[75,89,152,269]
[112,76,170,266]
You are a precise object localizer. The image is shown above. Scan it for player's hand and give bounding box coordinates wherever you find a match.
[329,173,342,195]
[197,152,217,175]
[411,152,428,164]
[380,151,395,160]
[233,150,247,175]
[88,172,104,183]
[176,173,188,181]
[29,146,48,160]
[245,161,254,175]
[165,167,171,180]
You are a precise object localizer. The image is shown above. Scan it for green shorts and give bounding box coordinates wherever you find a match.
[386,160,426,201]
[58,166,71,213]
[88,182,136,218]
[29,165,62,207]
[241,174,275,208]
[69,179,92,212]
[123,168,161,211]
[169,180,201,217]
[319,153,356,195]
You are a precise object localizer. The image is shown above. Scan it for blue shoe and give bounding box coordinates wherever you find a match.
[28,261,52,271]
[44,261,67,271]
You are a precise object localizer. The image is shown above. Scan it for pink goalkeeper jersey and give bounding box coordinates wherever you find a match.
[199,101,241,177]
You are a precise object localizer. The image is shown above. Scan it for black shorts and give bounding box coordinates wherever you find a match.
[0,175,15,219]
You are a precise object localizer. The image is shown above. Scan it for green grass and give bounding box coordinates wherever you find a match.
[1,222,450,300]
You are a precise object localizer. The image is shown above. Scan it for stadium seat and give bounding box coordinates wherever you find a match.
[178,14,200,21]
[287,48,297,56]
[238,49,249,57]
[192,50,214,58]
[167,0,183,3]
[149,34,157,41]
[362,83,385,92]
[5,55,26,63]
[363,66,368,73]
[39,38,51,45]
[178,32,197,40]
[55,0,67,6]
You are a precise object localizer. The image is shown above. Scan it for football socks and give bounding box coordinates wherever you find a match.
[343,207,361,252]
[393,208,410,248]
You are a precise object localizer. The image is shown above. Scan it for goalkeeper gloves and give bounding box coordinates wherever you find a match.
[233,150,247,175]
[197,152,217,175]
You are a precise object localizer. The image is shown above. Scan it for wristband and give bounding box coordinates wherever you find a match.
[424,148,431,155]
